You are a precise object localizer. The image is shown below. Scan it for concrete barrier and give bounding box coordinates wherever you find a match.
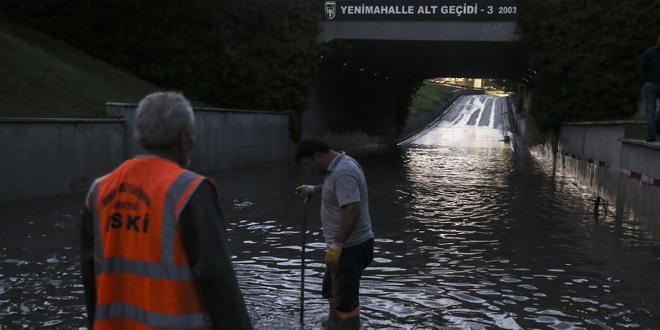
[0,105,290,203]
[618,140,660,235]
[523,119,660,237]
[1,118,126,202]
[559,121,643,171]
[106,103,290,174]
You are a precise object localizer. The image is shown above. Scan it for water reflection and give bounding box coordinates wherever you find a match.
[1,95,659,329]
[0,197,87,330]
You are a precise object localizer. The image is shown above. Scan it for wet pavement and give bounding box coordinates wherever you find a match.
[1,94,660,329]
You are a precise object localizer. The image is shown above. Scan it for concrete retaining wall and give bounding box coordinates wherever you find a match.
[107,103,290,174]
[617,140,660,235]
[559,122,644,171]
[0,118,127,202]
[0,105,290,203]
[524,119,660,237]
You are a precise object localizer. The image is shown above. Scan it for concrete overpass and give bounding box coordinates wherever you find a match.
[303,0,530,139]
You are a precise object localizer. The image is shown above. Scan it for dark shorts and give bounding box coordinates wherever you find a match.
[322,237,374,318]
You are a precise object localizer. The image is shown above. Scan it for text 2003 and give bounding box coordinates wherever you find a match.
[485,6,517,14]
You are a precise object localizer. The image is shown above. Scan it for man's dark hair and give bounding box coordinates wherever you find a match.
[295,136,331,162]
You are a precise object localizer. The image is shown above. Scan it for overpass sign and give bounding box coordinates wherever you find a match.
[324,0,518,21]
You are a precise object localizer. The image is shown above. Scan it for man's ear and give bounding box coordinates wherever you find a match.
[174,131,194,154]
[180,131,194,148]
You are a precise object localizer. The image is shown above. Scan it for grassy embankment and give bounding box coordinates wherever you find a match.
[408,80,458,114]
[0,15,164,118]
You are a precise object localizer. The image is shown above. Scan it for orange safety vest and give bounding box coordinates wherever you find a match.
[86,156,213,330]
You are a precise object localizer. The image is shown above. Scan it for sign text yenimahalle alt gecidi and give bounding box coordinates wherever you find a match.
[323,1,518,21]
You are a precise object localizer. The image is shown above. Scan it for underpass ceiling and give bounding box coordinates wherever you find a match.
[321,39,531,82]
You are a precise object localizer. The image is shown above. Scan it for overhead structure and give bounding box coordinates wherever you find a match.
[318,0,528,81]
[304,0,530,137]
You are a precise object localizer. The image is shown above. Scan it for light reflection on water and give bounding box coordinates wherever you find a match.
[221,95,660,329]
[1,95,660,329]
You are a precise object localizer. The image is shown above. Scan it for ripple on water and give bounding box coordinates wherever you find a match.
[3,120,660,329]
[447,292,487,304]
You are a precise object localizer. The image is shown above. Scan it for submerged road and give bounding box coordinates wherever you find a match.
[403,93,513,148]
[1,94,659,329]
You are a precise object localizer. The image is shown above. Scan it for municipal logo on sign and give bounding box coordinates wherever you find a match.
[325,1,336,19]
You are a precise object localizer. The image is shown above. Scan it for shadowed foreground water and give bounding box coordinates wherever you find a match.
[1,95,659,329]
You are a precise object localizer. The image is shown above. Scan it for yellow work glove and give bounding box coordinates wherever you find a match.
[325,242,343,268]
[295,185,315,197]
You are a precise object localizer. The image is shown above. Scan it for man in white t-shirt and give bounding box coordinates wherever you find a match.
[295,136,374,330]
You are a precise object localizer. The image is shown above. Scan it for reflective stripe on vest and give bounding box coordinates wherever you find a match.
[94,257,195,280]
[95,302,210,328]
[87,157,212,329]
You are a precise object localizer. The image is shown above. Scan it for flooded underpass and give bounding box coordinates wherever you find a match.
[2,94,660,329]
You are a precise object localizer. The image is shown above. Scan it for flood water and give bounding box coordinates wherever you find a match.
[1,94,660,329]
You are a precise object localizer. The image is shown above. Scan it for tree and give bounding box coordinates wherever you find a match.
[516,0,657,133]
[0,0,325,140]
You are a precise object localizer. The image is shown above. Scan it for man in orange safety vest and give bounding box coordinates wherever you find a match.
[80,91,253,330]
